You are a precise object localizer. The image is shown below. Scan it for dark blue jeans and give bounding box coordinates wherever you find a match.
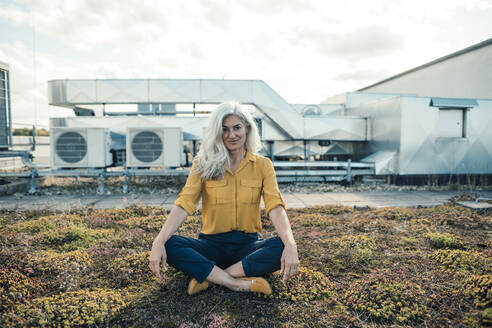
[165,231,284,283]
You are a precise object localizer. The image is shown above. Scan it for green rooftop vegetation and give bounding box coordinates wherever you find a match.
[0,204,490,327]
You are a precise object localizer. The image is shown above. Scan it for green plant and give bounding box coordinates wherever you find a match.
[0,268,41,312]
[333,235,377,267]
[431,249,488,274]
[107,251,155,287]
[296,213,335,227]
[426,232,464,249]
[38,225,106,251]
[1,288,128,327]
[464,274,492,308]
[343,279,429,324]
[373,207,415,221]
[31,250,93,292]
[295,205,353,215]
[266,267,335,302]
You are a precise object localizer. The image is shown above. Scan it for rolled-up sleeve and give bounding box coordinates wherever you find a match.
[262,158,286,215]
[174,162,202,215]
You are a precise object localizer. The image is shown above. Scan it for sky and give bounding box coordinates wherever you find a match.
[0,0,491,128]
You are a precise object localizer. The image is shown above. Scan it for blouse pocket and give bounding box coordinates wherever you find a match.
[204,179,229,204]
[239,179,262,204]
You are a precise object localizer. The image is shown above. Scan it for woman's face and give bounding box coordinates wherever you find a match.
[222,115,248,153]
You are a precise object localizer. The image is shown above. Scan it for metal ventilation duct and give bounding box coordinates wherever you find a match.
[48,79,304,139]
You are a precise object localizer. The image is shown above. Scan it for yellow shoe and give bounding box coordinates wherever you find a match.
[187,278,209,295]
[240,277,272,295]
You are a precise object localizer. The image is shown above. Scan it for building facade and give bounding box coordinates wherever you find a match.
[0,61,12,150]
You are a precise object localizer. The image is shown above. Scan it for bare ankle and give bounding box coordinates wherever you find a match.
[229,278,250,292]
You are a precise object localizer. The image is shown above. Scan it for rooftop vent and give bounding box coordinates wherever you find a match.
[55,131,87,163]
[131,131,163,163]
[126,127,183,167]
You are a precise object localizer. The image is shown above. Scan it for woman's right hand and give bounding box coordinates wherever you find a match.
[149,238,167,279]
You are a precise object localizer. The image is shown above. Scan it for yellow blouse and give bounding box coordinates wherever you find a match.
[174,151,286,235]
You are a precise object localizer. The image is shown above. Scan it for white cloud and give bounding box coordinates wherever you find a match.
[0,0,491,125]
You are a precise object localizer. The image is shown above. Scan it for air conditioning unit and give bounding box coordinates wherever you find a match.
[50,127,112,168]
[126,127,183,167]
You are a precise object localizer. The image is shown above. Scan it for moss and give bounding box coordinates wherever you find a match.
[482,308,492,325]
[426,232,464,249]
[373,207,415,221]
[295,213,335,227]
[421,205,485,229]
[266,267,335,302]
[0,268,42,312]
[1,203,490,327]
[107,251,155,287]
[7,214,84,234]
[118,215,166,231]
[401,237,418,247]
[431,249,488,274]
[87,206,167,227]
[329,235,377,268]
[295,205,353,215]
[38,225,108,251]
[1,288,128,327]
[31,250,93,292]
[4,214,108,251]
[464,274,492,308]
[343,279,429,324]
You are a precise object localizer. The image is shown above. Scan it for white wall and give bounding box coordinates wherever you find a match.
[399,97,492,174]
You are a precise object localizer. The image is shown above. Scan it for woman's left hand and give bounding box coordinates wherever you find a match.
[280,244,300,283]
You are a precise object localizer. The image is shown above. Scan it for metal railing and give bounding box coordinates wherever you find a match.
[0,159,375,194]
[273,159,375,183]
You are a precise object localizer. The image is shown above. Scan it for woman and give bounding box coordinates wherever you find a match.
[149,101,299,295]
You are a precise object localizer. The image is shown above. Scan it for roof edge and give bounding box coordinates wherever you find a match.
[358,38,492,91]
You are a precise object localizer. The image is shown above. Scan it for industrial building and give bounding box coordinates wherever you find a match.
[1,38,491,193]
[47,39,492,177]
[357,38,492,99]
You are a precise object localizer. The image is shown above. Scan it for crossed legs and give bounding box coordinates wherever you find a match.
[165,233,283,293]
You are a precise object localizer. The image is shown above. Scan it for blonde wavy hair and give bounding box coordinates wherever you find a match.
[194,101,262,180]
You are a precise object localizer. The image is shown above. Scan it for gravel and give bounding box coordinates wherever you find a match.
[15,175,491,196]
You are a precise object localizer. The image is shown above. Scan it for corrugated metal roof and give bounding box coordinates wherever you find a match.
[429,97,478,108]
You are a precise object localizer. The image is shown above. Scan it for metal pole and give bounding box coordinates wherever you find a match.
[303,140,307,162]
[346,159,352,184]
[28,167,38,194]
[31,124,36,151]
[268,141,274,161]
[123,168,129,194]
[7,70,12,149]
[97,171,105,194]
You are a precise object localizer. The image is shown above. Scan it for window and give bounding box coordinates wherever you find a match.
[438,108,467,138]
